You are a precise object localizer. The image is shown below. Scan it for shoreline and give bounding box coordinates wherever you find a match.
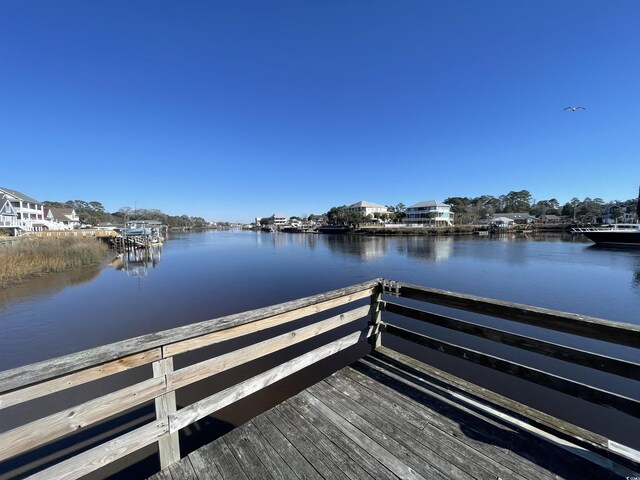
[0,237,109,287]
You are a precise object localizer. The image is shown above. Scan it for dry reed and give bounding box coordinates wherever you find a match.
[0,237,108,287]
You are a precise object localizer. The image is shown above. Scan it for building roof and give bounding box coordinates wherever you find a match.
[1,195,16,214]
[49,207,78,222]
[348,201,387,209]
[490,213,533,220]
[490,217,516,223]
[0,187,41,204]
[408,200,450,209]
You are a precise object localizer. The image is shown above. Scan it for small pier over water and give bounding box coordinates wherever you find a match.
[1,280,639,479]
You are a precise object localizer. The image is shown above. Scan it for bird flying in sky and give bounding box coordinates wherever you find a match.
[563,106,585,111]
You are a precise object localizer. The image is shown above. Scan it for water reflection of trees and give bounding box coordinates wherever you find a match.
[0,264,102,310]
[255,232,318,250]
[395,237,453,263]
[323,235,389,261]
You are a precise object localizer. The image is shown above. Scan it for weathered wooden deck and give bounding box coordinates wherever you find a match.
[149,348,636,480]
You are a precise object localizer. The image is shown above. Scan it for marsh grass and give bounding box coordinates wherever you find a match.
[0,237,109,287]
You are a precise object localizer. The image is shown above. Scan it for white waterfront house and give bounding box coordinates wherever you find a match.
[345,201,389,218]
[403,200,454,226]
[45,207,81,229]
[272,213,287,226]
[0,187,47,234]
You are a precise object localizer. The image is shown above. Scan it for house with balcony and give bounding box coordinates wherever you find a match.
[403,200,454,226]
[272,213,288,226]
[0,187,46,234]
[345,201,389,219]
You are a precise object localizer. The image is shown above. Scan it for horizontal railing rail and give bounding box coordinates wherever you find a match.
[379,279,640,460]
[0,280,380,479]
[1,278,638,478]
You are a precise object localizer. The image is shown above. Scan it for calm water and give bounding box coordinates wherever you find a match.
[2,231,640,477]
[2,230,639,371]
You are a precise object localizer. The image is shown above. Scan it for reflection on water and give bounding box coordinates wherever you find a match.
[396,236,453,263]
[0,263,102,312]
[111,245,163,278]
[2,230,640,478]
[2,231,640,369]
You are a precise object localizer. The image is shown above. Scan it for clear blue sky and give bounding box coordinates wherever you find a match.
[1,1,639,222]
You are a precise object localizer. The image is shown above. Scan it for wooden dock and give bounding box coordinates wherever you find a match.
[1,279,639,479]
[149,348,636,480]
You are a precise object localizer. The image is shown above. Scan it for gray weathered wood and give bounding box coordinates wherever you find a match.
[384,301,640,380]
[0,349,161,411]
[235,421,299,479]
[167,458,198,480]
[274,402,375,480]
[222,426,276,480]
[308,381,470,479]
[299,390,427,480]
[170,329,370,432]
[287,395,398,480]
[395,281,640,348]
[340,362,552,480]
[385,323,640,417]
[164,288,375,357]
[153,357,180,470]
[325,369,528,480]
[369,284,383,350]
[167,305,369,392]
[252,414,323,479]
[0,280,379,393]
[28,420,168,480]
[264,407,347,480]
[187,442,224,480]
[366,348,639,478]
[0,377,166,462]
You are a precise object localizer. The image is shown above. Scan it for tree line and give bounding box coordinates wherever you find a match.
[323,189,640,226]
[444,190,639,224]
[43,200,213,229]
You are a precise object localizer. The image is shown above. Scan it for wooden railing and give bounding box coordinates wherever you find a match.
[378,279,640,461]
[0,280,380,479]
[23,229,119,238]
[1,278,639,478]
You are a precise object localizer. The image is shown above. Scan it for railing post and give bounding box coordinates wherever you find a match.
[153,356,180,469]
[369,283,383,350]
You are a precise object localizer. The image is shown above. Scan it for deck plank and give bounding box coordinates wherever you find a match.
[365,349,628,479]
[275,401,376,480]
[252,413,323,479]
[342,360,552,480]
[325,368,524,480]
[222,426,276,480]
[149,351,638,480]
[287,395,398,480]
[307,380,470,479]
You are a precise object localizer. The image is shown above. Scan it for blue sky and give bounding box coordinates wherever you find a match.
[1,1,639,222]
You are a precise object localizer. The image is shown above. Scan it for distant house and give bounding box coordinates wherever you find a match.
[537,214,568,224]
[272,213,287,226]
[0,194,18,234]
[489,216,515,227]
[345,201,389,218]
[488,213,535,225]
[0,187,46,234]
[403,200,454,226]
[602,205,638,224]
[48,207,81,229]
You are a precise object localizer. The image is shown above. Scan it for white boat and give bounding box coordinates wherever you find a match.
[572,224,640,246]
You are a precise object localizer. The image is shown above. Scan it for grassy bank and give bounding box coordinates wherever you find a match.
[0,237,109,287]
